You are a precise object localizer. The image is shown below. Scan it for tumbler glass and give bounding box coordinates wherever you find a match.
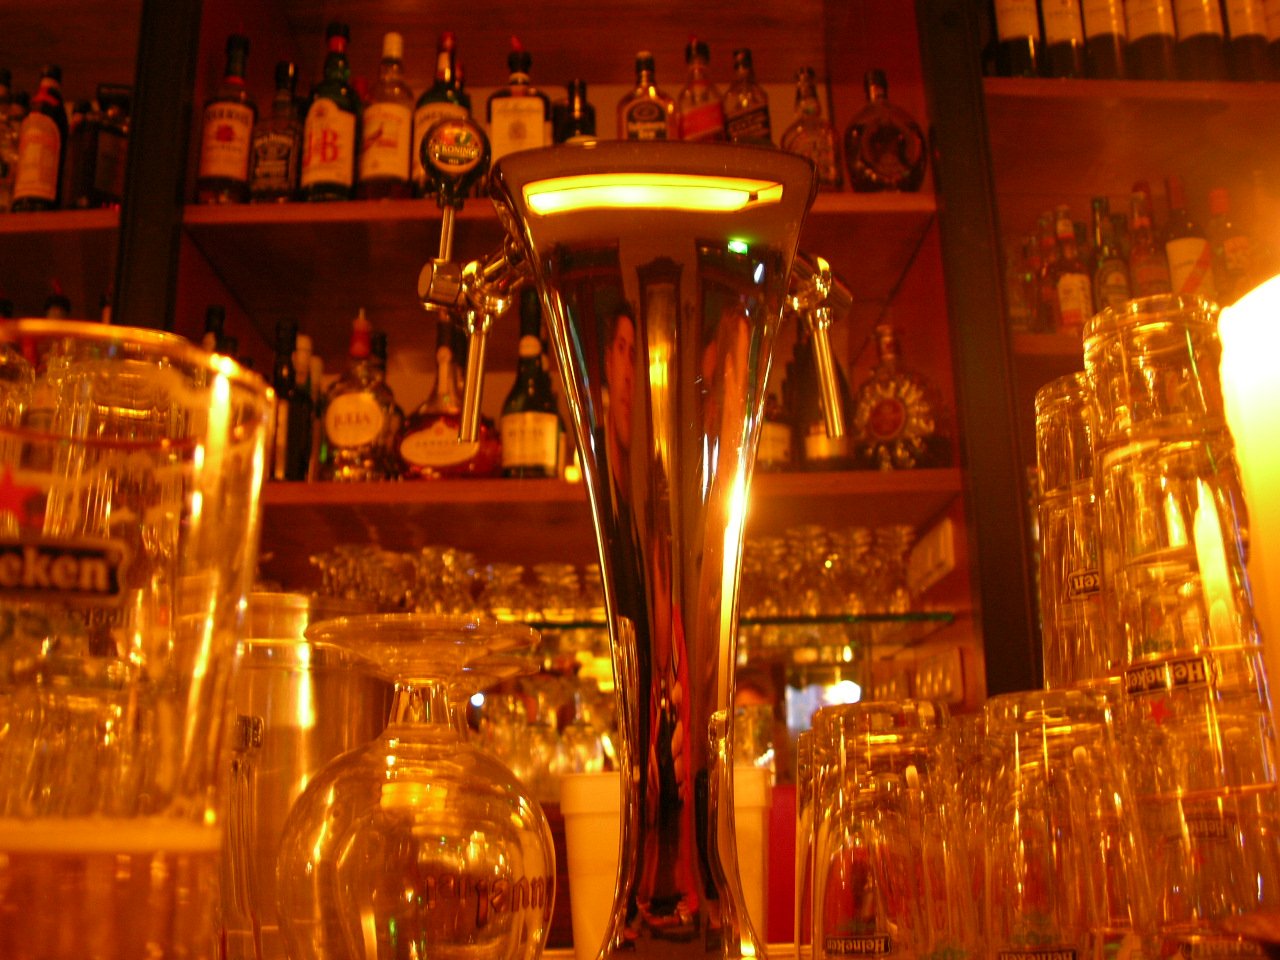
[0,319,272,960]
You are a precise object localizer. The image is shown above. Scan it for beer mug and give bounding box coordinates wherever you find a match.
[0,320,272,960]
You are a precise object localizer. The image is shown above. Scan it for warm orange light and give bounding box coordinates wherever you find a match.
[523,173,785,215]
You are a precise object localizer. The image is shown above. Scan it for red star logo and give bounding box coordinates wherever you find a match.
[1149,697,1172,726]
[0,466,45,528]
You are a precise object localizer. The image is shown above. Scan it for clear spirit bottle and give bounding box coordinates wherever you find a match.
[320,308,399,482]
[779,67,842,191]
[842,69,926,193]
[851,323,948,470]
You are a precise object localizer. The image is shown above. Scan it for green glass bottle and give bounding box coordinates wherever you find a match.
[300,22,360,201]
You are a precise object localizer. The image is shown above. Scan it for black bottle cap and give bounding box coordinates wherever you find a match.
[519,287,542,336]
[325,22,350,42]
[864,68,888,95]
[274,61,297,90]
[733,48,754,70]
[371,331,389,363]
[42,65,62,83]
[567,78,588,98]
[635,51,656,74]
[226,34,249,58]
[507,36,532,74]
[685,38,711,64]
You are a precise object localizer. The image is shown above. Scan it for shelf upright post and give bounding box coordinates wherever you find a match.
[914,0,1043,693]
[112,0,204,330]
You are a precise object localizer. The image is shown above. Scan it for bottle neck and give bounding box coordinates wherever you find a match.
[436,48,456,86]
[33,77,61,110]
[380,57,403,82]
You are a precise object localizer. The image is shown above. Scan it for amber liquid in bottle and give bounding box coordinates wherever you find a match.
[196,36,255,204]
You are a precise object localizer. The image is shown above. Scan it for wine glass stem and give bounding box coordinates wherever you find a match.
[390,681,452,727]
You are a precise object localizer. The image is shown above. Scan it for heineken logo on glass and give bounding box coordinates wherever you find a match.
[825,936,893,956]
[0,538,127,603]
[1124,655,1211,696]
[1066,567,1100,599]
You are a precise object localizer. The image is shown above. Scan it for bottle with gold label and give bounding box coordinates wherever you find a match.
[486,37,552,165]
[300,22,360,202]
[319,308,398,481]
[195,36,255,205]
[851,323,949,471]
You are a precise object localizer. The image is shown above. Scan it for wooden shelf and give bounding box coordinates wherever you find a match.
[984,76,1280,232]
[257,467,963,589]
[0,209,120,319]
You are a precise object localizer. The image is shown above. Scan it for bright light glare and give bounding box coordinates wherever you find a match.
[727,238,749,255]
[524,173,785,214]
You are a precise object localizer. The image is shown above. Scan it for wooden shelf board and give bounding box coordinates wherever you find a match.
[257,467,963,589]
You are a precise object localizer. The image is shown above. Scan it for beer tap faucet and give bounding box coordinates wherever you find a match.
[788,252,852,440]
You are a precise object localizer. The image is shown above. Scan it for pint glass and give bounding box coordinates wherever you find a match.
[0,319,272,960]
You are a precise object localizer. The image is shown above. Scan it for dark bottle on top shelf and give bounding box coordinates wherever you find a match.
[1082,0,1128,78]
[1042,0,1087,77]
[617,51,676,141]
[499,288,564,479]
[843,69,926,193]
[62,99,94,209]
[991,0,1042,77]
[722,47,772,146]
[300,22,360,202]
[1174,0,1228,80]
[1224,0,1270,81]
[358,33,414,199]
[12,65,68,212]
[486,36,552,164]
[90,85,131,209]
[412,32,470,196]
[250,62,302,203]
[1125,0,1177,79]
[195,36,255,205]
[552,80,596,144]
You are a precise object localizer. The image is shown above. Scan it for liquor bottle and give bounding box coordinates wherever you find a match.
[676,37,726,142]
[270,319,299,482]
[1051,206,1093,333]
[320,308,398,481]
[0,70,16,213]
[851,323,948,471]
[992,0,1042,76]
[487,37,552,164]
[1082,0,1128,77]
[843,69,926,193]
[1091,196,1131,312]
[43,279,71,318]
[779,67,842,191]
[757,391,792,470]
[62,99,94,209]
[1174,0,1228,79]
[500,288,564,478]
[787,326,853,470]
[398,318,502,479]
[412,32,470,196]
[370,331,404,455]
[1224,0,1270,80]
[1207,186,1251,303]
[250,62,302,203]
[293,333,322,481]
[1125,0,1177,78]
[1035,212,1063,331]
[1128,182,1173,296]
[552,80,596,143]
[722,48,771,146]
[1042,0,1087,77]
[201,304,226,352]
[195,36,255,204]
[357,33,414,199]
[301,23,360,202]
[12,65,68,212]
[1019,234,1043,330]
[1163,174,1216,300]
[617,51,676,140]
[90,86,131,209]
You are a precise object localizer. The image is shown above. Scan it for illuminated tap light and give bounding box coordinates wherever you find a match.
[524,173,785,215]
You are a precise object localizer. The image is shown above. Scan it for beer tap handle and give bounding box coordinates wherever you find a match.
[417,116,492,314]
[455,242,530,443]
[788,253,852,440]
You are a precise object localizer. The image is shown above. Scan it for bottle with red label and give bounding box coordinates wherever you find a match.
[357,32,414,199]
[398,317,501,479]
[12,65,69,212]
[1163,174,1216,301]
[852,323,948,471]
[195,36,255,205]
[676,37,726,142]
[301,22,360,202]
[1128,181,1173,298]
[319,308,399,481]
[1051,205,1092,333]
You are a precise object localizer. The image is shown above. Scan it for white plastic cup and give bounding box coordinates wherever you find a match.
[733,764,772,939]
[560,771,622,960]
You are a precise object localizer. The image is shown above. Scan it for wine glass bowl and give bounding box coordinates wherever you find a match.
[276,614,555,960]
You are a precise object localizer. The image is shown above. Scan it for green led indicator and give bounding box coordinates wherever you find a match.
[727,239,749,255]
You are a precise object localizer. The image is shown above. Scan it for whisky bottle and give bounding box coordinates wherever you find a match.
[357,33,414,199]
[412,32,470,196]
[553,79,596,143]
[617,51,676,141]
[1224,0,1269,80]
[1207,187,1251,303]
[250,62,302,203]
[779,67,842,191]
[300,22,360,202]
[320,308,398,481]
[398,318,502,479]
[1091,196,1131,312]
[843,70,926,193]
[1174,0,1228,80]
[1125,0,1177,78]
[89,85,130,209]
[722,48,771,146]
[1035,212,1062,332]
[992,0,1042,76]
[270,319,298,482]
[0,70,15,212]
[1042,0,1087,77]
[852,324,948,471]
[370,331,404,458]
[12,65,68,211]
[486,37,552,164]
[195,36,255,204]
[676,37,726,142]
[1128,182,1173,297]
[1082,0,1127,78]
[62,99,94,209]
[1051,206,1092,333]
[500,288,563,478]
[1163,174,1216,300]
